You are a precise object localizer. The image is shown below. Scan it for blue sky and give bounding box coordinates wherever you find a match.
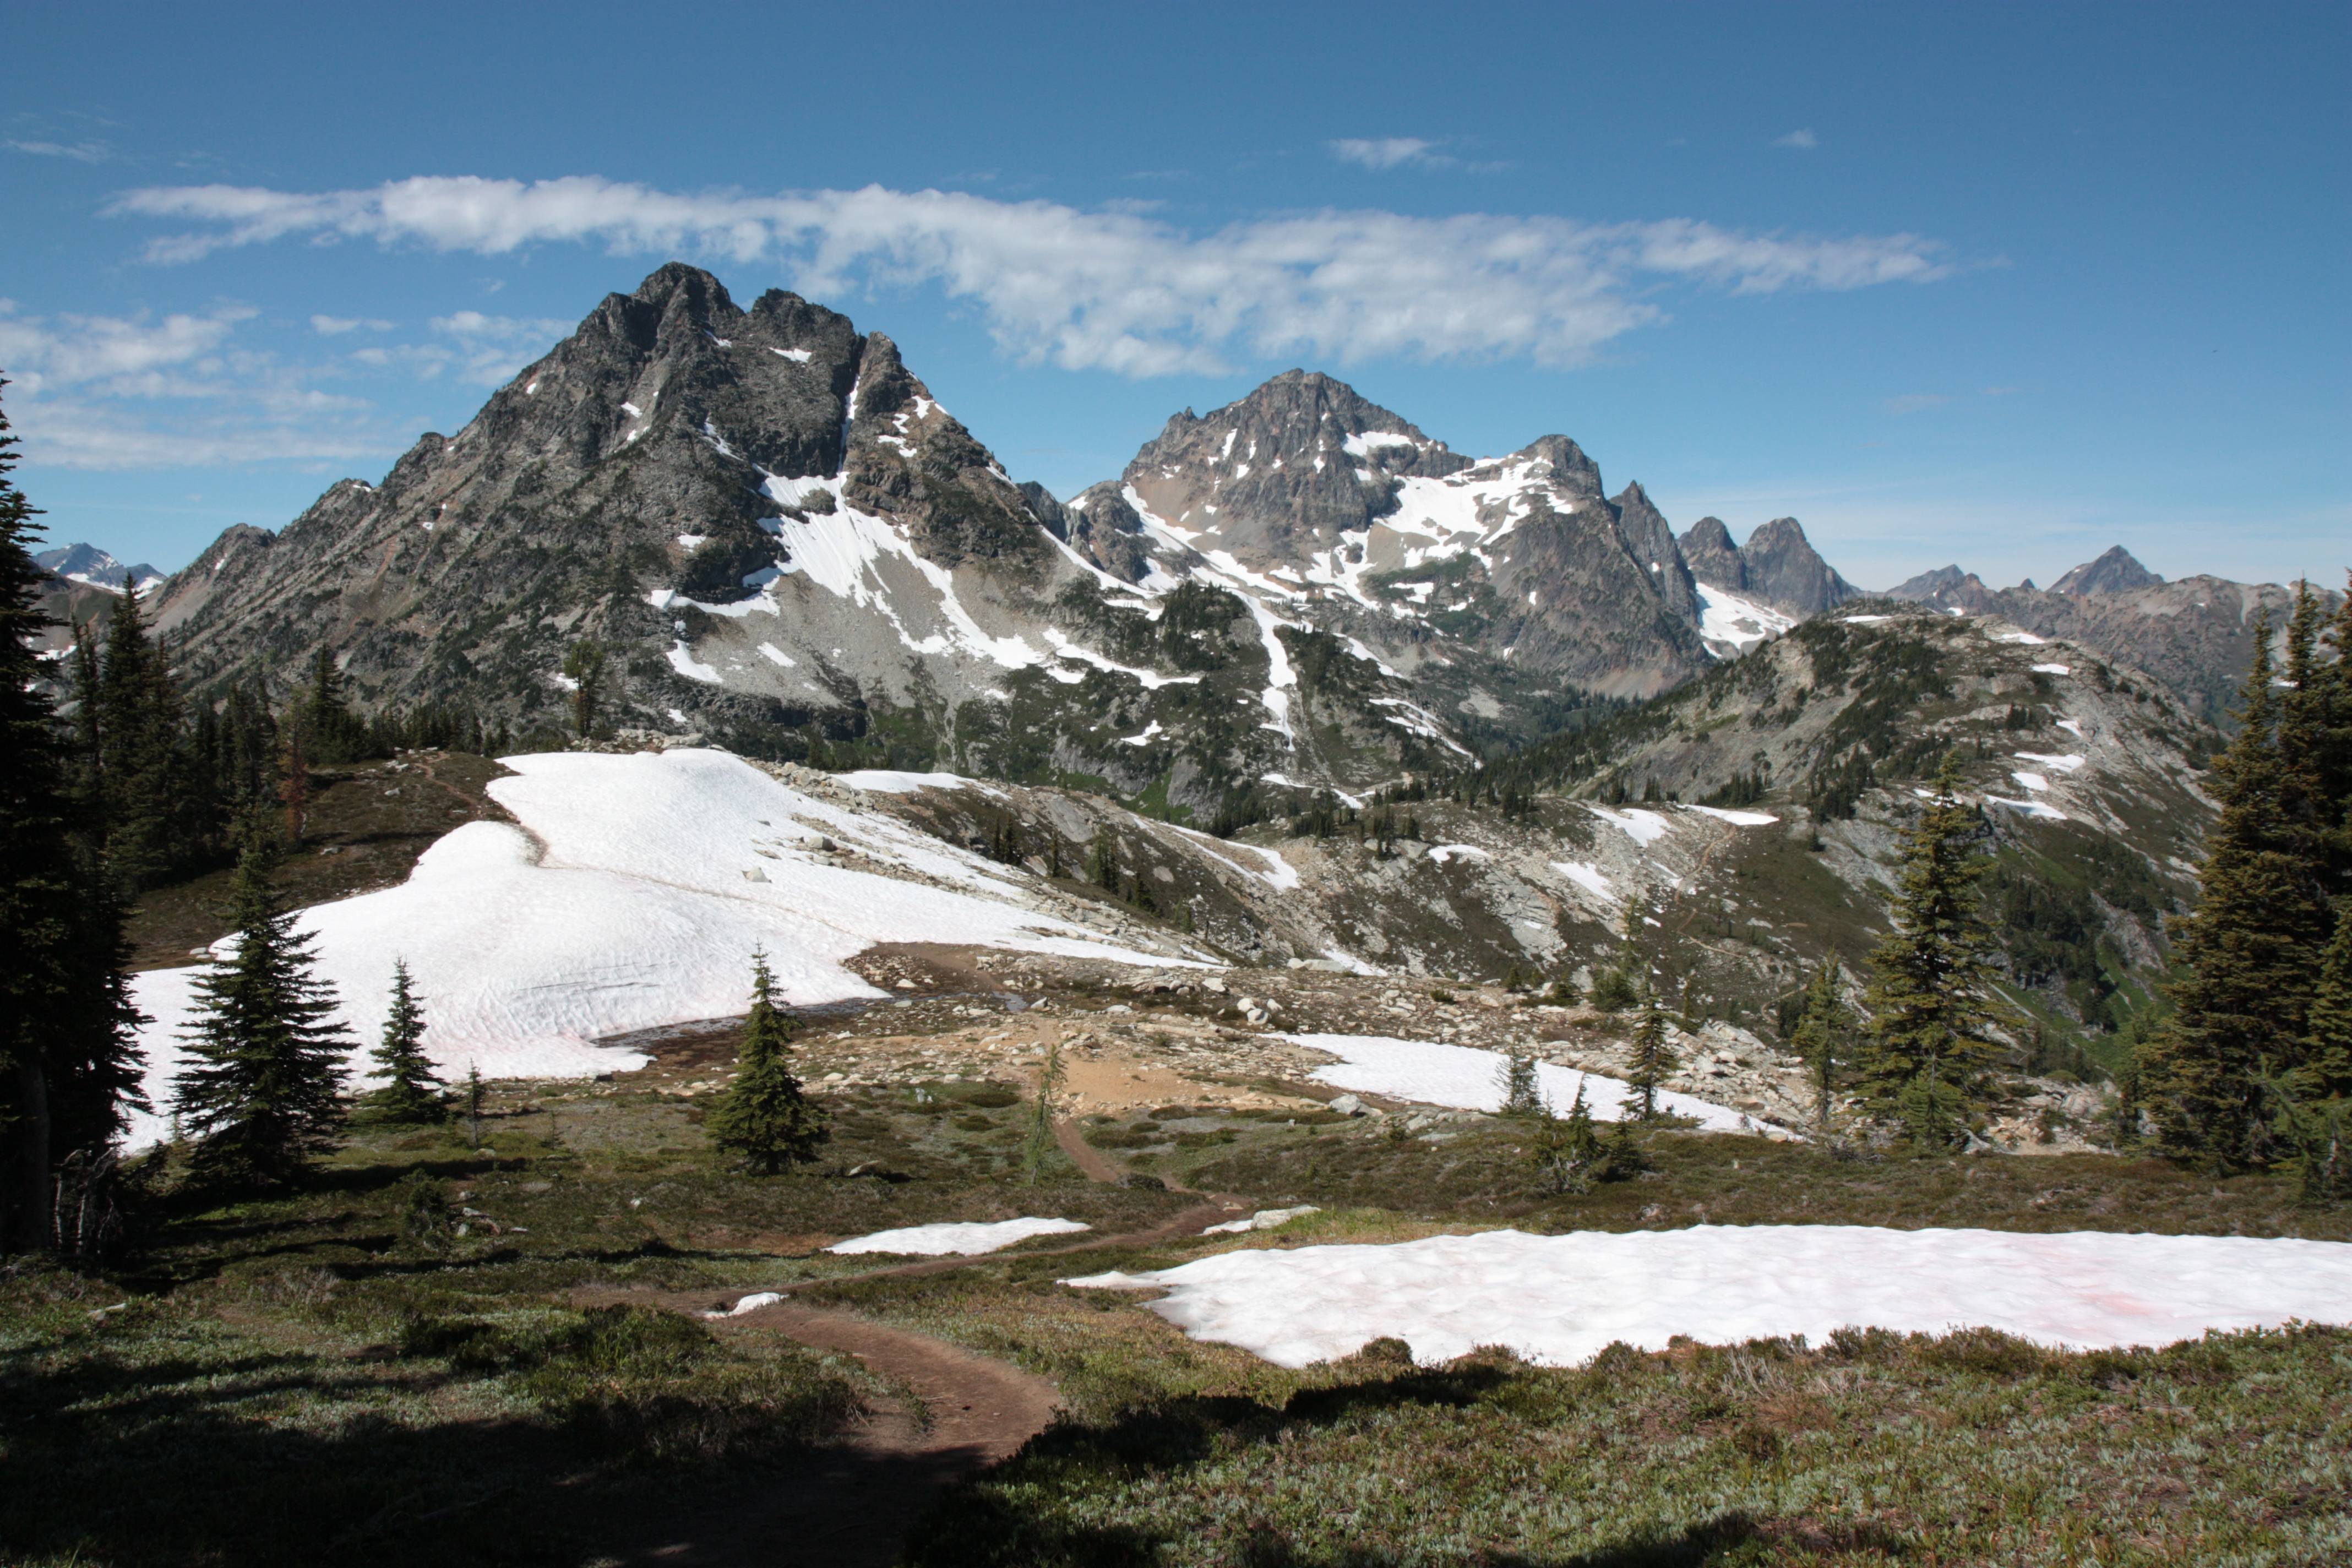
[3,0,2344,590]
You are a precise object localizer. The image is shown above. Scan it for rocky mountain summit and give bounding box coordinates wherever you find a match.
[1678,516,1858,616]
[36,542,162,594]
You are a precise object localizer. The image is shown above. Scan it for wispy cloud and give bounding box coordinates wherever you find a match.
[1328,137,1449,171]
[1773,129,1819,149]
[429,311,572,384]
[8,138,113,163]
[0,300,255,394]
[309,314,391,335]
[109,176,1956,377]
[1886,393,1951,415]
[0,300,391,470]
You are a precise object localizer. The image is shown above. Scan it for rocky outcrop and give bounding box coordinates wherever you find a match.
[2052,546,2163,598]
[1741,519,1859,614]
[1121,369,1473,560]
[1678,517,1745,591]
[1678,516,1855,614]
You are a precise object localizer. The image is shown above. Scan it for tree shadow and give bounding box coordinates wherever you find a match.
[0,1345,924,1568]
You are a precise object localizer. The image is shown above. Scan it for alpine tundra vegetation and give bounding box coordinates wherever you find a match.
[3,269,2349,1565]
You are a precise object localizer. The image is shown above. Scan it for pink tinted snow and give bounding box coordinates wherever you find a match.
[1065,1225,2352,1369]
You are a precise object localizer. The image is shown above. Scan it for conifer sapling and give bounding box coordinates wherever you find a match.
[171,844,352,1188]
[706,950,829,1174]
[367,960,446,1123]
[1625,981,1676,1119]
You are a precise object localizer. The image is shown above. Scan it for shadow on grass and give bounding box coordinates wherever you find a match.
[0,1342,916,1568]
[905,1501,1912,1567]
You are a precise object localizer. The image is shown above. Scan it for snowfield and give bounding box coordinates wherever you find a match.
[1280,1032,1771,1134]
[1063,1225,2352,1369]
[826,1217,1090,1256]
[123,749,1202,1149]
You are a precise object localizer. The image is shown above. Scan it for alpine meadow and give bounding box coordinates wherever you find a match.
[4,5,2349,1564]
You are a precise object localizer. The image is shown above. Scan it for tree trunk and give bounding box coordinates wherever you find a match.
[13,1054,52,1254]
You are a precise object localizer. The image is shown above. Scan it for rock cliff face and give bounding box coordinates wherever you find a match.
[1675,515,1856,615]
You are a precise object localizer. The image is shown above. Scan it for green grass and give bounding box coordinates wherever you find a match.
[8,1047,2348,1567]
[906,1321,2352,1566]
[0,1071,1194,1567]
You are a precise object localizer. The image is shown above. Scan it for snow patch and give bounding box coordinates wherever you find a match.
[829,1217,1090,1256]
[122,752,1199,1150]
[1425,844,1490,865]
[2032,663,2073,676]
[1696,585,1794,655]
[1552,861,1618,902]
[666,641,722,684]
[1685,805,1779,826]
[1281,1033,1755,1132]
[1062,1226,2352,1370]
[1588,805,1672,846]
[834,770,1003,797]
[1202,1206,1319,1235]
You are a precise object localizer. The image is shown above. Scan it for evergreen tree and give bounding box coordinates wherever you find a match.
[562,639,605,739]
[1022,1041,1066,1184]
[1790,954,1850,1134]
[464,1062,484,1148]
[1,391,146,1253]
[1859,753,2008,1147]
[1498,1050,1542,1116]
[1625,981,1676,1119]
[300,645,363,764]
[366,960,445,1123]
[171,845,352,1188]
[2315,574,2352,896]
[2144,620,2335,1165]
[1532,1079,1601,1195]
[2304,905,2352,1101]
[706,951,828,1173]
[92,586,194,888]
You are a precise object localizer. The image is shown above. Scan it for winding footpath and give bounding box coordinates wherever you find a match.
[583,1121,1243,1566]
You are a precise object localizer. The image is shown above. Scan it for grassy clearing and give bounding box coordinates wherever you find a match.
[809,1114,2352,1566]
[906,1316,2352,1566]
[8,1017,2347,1566]
[0,1068,1189,1567]
[1183,1118,2352,1242]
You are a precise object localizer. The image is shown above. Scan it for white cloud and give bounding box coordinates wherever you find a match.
[309,314,391,335]
[1886,393,1952,415]
[1329,138,1447,171]
[0,300,396,471]
[8,138,112,163]
[429,311,573,384]
[7,398,391,470]
[109,176,1954,376]
[0,301,255,395]
[1773,129,1820,149]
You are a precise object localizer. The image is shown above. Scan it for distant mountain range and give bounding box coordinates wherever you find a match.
[1884,546,2321,725]
[87,263,2323,799]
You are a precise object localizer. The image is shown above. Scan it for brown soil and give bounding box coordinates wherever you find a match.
[580,1196,1243,1566]
[589,1298,1060,1568]
[126,751,513,970]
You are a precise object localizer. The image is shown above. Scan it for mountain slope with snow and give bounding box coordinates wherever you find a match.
[150,265,1881,816]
